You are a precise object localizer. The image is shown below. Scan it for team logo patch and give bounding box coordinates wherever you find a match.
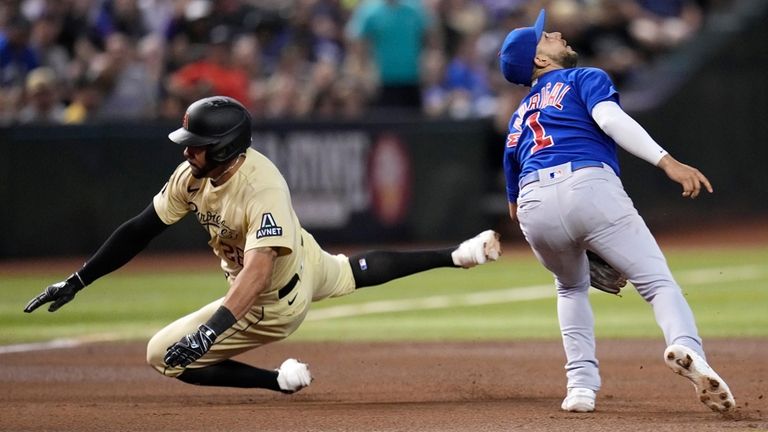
[257,212,283,238]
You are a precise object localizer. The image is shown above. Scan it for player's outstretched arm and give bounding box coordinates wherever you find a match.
[591,101,713,199]
[657,154,713,199]
[23,203,169,313]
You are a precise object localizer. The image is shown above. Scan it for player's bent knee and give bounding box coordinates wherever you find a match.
[146,332,185,378]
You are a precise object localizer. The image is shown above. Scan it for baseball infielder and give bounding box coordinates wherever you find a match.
[499,10,734,413]
[24,96,501,393]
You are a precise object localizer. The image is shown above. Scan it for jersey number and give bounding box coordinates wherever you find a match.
[222,243,244,266]
[527,112,554,154]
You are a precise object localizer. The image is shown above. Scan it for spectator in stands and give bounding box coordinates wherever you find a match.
[17,66,66,124]
[570,0,644,86]
[138,34,166,93]
[308,6,345,65]
[335,78,368,119]
[0,86,18,125]
[299,57,341,118]
[231,33,262,82]
[63,76,103,124]
[166,0,215,59]
[65,34,100,97]
[91,32,158,119]
[228,32,269,118]
[0,15,39,88]
[263,45,303,118]
[338,31,379,112]
[436,0,487,59]
[29,12,69,80]
[346,0,437,111]
[421,48,449,117]
[0,0,722,123]
[48,0,90,58]
[167,24,250,108]
[629,0,703,52]
[442,34,494,118]
[92,0,151,44]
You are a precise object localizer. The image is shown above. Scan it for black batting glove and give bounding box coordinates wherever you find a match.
[24,273,86,313]
[164,324,217,368]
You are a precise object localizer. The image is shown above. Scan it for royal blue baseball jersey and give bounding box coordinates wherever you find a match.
[503,67,621,202]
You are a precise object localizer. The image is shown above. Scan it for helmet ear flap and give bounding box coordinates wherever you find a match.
[207,122,252,163]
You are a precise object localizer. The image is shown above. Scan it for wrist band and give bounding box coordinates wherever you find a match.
[204,306,238,335]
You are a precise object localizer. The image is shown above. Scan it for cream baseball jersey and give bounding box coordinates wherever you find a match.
[153,148,302,298]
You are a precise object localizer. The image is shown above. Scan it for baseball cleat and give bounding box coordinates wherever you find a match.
[452,230,502,268]
[560,387,596,412]
[664,344,735,412]
[276,358,312,394]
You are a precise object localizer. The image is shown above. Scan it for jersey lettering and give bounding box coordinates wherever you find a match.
[527,111,554,154]
[527,93,541,110]
[506,132,520,148]
[518,82,572,114]
[546,83,568,109]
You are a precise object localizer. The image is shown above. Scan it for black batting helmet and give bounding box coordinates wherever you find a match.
[168,96,252,163]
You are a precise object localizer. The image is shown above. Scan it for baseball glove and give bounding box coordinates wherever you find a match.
[587,250,627,295]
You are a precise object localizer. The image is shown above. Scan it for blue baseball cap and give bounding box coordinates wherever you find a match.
[499,9,546,86]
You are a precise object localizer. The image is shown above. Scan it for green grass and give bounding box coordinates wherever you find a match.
[2,245,767,345]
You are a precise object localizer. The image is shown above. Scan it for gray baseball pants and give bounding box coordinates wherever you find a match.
[515,161,703,391]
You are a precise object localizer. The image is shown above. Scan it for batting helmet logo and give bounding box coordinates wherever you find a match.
[182,112,189,130]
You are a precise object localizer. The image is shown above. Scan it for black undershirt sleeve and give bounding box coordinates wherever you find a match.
[77,203,170,285]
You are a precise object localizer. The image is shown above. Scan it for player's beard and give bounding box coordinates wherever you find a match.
[558,50,579,68]
[189,160,217,179]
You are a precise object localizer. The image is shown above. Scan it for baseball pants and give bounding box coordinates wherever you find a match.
[146,231,356,377]
[515,162,703,391]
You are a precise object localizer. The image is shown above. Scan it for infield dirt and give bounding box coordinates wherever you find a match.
[0,338,765,431]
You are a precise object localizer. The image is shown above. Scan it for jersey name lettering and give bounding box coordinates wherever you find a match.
[515,82,571,120]
[506,132,520,148]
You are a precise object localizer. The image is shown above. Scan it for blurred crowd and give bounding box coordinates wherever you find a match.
[0,0,729,129]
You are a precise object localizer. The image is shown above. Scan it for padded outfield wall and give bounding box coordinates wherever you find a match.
[0,119,493,258]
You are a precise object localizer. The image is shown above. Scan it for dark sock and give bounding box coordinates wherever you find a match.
[176,359,281,391]
[350,248,456,288]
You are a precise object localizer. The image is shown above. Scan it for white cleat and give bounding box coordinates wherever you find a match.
[561,388,596,412]
[276,358,312,394]
[452,230,502,268]
[664,344,735,413]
